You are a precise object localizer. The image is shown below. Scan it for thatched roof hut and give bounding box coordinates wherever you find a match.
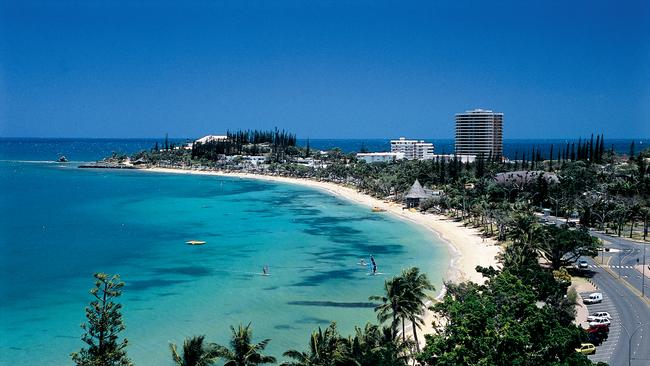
[405,180,431,208]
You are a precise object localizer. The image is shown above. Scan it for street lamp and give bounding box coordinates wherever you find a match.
[643,244,646,298]
[621,322,650,366]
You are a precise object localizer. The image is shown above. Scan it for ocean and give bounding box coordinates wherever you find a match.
[0,139,448,365]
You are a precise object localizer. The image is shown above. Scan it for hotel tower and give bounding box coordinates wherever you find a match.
[455,109,503,159]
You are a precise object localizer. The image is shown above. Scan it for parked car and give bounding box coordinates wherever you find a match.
[587,324,609,345]
[588,323,610,333]
[589,317,611,327]
[583,292,603,304]
[578,260,589,269]
[587,331,607,346]
[587,312,611,322]
[575,343,596,355]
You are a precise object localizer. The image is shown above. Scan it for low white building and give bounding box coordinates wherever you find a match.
[390,137,435,160]
[431,154,476,163]
[356,152,405,163]
[244,156,267,166]
[195,135,228,144]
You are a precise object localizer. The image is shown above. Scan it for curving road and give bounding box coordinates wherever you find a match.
[583,256,650,366]
[590,231,649,300]
[544,216,650,365]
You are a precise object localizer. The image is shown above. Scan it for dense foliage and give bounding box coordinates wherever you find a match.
[191,129,297,162]
[418,271,594,366]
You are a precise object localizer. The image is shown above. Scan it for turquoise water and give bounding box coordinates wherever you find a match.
[0,160,448,365]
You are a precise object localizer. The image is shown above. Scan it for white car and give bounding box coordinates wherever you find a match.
[587,312,611,322]
[583,292,603,304]
[589,317,611,327]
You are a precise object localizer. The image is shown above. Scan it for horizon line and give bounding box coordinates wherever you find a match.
[0,136,648,141]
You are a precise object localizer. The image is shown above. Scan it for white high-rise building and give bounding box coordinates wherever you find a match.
[390,137,435,160]
[455,109,503,158]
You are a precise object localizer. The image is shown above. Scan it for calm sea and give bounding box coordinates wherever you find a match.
[0,139,448,365]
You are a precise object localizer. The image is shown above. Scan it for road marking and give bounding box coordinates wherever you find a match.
[582,291,622,365]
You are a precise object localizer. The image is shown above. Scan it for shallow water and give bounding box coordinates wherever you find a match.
[0,161,448,365]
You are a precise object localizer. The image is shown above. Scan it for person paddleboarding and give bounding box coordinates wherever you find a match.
[370,255,377,275]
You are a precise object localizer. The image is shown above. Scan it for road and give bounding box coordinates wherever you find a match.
[590,231,649,299]
[544,216,650,365]
[583,256,650,366]
[545,215,648,298]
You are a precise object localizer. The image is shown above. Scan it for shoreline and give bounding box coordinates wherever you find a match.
[140,167,502,343]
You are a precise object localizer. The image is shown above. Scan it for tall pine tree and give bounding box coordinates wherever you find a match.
[71,273,132,366]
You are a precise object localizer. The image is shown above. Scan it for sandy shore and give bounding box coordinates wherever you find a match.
[142,167,501,344]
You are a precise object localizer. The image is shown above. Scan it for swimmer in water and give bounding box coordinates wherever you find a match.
[359,258,367,266]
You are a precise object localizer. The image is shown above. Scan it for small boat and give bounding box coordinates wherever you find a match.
[57,155,68,163]
[372,207,386,212]
[186,240,206,245]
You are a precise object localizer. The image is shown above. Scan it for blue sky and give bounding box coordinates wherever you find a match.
[1,0,648,138]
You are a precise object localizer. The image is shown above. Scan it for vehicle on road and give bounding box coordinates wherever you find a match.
[586,324,609,345]
[587,312,611,321]
[589,317,611,327]
[575,343,596,355]
[578,260,589,269]
[587,332,606,346]
[583,292,603,304]
[588,323,610,333]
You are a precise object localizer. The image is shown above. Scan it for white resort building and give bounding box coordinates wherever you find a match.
[455,109,503,159]
[430,154,476,163]
[356,152,405,164]
[390,137,435,160]
[195,135,228,144]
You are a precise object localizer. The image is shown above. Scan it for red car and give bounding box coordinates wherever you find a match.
[588,323,609,333]
[586,324,609,345]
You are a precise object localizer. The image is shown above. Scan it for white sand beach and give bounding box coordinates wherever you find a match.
[143,167,502,344]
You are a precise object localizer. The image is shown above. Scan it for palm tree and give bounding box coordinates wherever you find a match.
[509,211,544,247]
[281,323,351,366]
[170,335,220,366]
[400,267,435,351]
[348,323,409,366]
[369,277,414,343]
[215,323,276,366]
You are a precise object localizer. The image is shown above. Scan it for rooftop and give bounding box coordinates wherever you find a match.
[405,180,430,199]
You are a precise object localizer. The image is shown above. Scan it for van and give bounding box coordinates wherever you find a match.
[583,292,603,304]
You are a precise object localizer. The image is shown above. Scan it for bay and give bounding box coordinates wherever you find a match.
[0,160,448,365]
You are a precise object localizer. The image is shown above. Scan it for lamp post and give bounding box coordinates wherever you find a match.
[621,322,650,366]
[643,244,646,298]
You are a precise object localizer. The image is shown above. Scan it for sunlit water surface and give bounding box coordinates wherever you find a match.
[0,161,448,365]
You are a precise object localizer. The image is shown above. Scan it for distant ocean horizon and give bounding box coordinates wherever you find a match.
[1,137,647,162]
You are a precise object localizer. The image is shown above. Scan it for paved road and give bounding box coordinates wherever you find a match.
[583,256,650,366]
[545,216,649,298]
[543,216,650,365]
[590,231,649,299]
[581,291,622,364]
